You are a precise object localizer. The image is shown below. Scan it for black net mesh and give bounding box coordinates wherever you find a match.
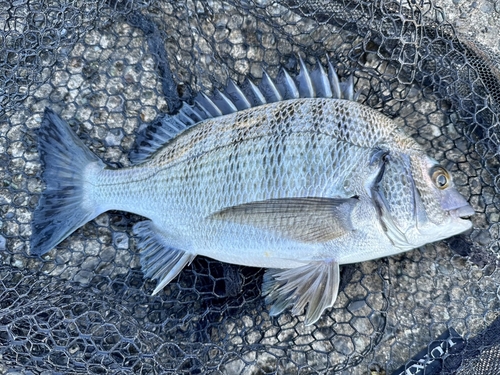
[1,0,499,373]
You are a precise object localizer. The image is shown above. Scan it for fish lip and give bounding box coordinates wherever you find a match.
[450,205,475,219]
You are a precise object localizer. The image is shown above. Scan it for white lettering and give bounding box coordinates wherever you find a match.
[447,337,460,348]
[404,363,425,374]
[430,344,445,358]
[397,335,463,375]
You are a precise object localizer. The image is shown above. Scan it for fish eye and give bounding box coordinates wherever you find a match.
[431,167,450,189]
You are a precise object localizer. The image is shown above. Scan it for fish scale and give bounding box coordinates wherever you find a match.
[116,102,374,214]
[31,57,474,325]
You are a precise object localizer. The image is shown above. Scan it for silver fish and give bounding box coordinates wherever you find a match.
[31,56,474,325]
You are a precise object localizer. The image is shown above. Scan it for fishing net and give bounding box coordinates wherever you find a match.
[1,0,499,373]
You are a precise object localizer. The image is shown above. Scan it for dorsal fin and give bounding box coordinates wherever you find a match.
[340,75,355,101]
[242,78,267,106]
[275,67,300,99]
[310,60,332,98]
[259,70,282,103]
[129,56,358,164]
[196,92,223,117]
[326,55,342,99]
[296,55,315,98]
[211,89,238,115]
[224,79,252,110]
[129,103,201,163]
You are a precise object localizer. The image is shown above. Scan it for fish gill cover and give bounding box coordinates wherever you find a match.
[0,0,499,374]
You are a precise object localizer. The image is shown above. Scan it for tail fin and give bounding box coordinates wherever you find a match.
[31,108,106,256]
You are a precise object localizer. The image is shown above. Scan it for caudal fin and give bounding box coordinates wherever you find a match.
[31,108,106,256]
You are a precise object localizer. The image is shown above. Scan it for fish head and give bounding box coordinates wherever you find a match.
[402,153,474,247]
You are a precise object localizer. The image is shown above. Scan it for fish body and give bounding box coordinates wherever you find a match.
[32,57,474,325]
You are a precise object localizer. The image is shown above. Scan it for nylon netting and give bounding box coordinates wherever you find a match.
[1,0,499,374]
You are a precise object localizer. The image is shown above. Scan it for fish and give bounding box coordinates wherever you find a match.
[31,56,474,325]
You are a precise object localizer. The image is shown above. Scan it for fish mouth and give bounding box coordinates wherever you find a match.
[450,204,475,219]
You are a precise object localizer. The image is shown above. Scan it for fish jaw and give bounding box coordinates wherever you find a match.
[404,208,473,249]
[443,204,475,234]
[450,204,476,220]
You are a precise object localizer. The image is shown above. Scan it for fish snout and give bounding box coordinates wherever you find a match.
[451,204,475,219]
[440,188,474,218]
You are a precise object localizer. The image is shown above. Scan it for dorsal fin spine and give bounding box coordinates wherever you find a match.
[341,76,355,101]
[191,104,209,121]
[260,70,282,103]
[173,117,186,129]
[177,111,195,125]
[130,56,358,164]
[276,68,300,99]
[311,60,332,98]
[213,89,238,114]
[327,56,342,99]
[225,79,252,110]
[196,93,223,117]
[243,79,267,106]
[296,55,315,98]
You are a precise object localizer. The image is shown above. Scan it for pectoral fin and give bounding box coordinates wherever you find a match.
[209,197,357,243]
[263,260,340,325]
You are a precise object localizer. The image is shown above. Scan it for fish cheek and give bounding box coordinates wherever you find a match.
[380,157,416,230]
[409,179,430,230]
[410,156,447,225]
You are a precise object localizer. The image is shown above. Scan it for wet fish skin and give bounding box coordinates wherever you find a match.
[31,58,474,325]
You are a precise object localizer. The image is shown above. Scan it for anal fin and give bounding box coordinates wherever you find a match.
[133,220,195,295]
[263,260,340,326]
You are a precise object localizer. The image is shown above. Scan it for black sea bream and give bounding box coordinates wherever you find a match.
[31,57,474,325]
